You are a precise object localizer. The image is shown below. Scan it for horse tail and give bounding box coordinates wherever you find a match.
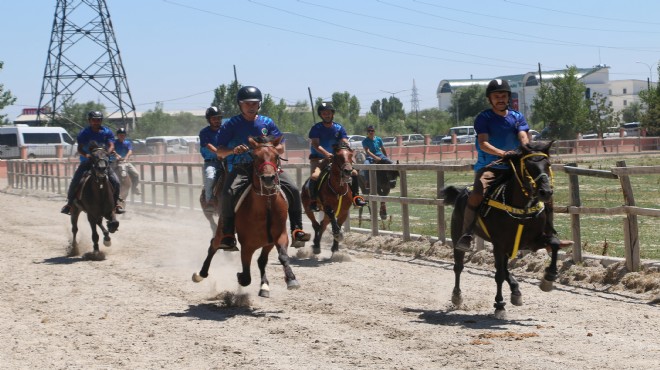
[441,186,468,206]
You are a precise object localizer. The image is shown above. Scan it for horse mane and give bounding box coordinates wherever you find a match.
[523,140,554,154]
[252,135,276,144]
[333,142,352,152]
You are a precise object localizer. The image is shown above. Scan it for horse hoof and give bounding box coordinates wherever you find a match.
[258,289,270,298]
[237,272,251,287]
[333,232,344,242]
[494,309,507,320]
[511,293,523,306]
[451,293,463,307]
[192,272,204,283]
[539,278,554,292]
[107,221,119,233]
[312,246,321,255]
[287,279,300,290]
[103,239,111,247]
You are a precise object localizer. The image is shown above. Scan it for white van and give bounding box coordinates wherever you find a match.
[0,125,75,159]
[441,126,476,144]
[145,136,189,154]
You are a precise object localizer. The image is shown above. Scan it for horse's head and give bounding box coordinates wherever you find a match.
[509,141,554,202]
[88,141,110,179]
[248,135,282,193]
[332,142,354,183]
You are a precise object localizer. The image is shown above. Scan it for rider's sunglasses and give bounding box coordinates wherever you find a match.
[367,130,375,132]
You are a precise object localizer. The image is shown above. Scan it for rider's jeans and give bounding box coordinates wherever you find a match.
[203,160,219,202]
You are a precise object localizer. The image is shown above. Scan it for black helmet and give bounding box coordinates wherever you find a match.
[205,106,223,120]
[87,111,103,120]
[116,128,127,135]
[486,79,511,97]
[236,86,262,104]
[317,102,335,116]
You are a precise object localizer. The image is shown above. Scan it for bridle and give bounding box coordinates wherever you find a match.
[252,143,281,197]
[508,152,553,199]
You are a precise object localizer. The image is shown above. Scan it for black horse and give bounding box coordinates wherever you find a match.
[70,144,119,257]
[443,141,565,319]
[355,151,399,222]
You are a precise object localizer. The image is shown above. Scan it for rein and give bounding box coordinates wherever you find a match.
[508,152,553,198]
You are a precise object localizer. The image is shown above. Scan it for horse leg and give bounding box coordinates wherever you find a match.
[326,208,343,242]
[379,202,387,220]
[452,250,465,307]
[237,247,256,287]
[312,215,329,255]
[97,221,111,247]
[540,243,560,292]
[192,238,221,282]
[88,217,100,253]
[493,253,508,319]
[506,271,523,306]
[257,246,273,297]
[70,210,80,255]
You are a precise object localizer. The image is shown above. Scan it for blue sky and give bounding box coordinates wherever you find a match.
[1,0,659,121]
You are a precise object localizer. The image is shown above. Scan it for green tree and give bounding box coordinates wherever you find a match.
[133,103,177,137]
[407,108,454,136]
[639,64,660,136]
[587,92,620,137]
[211,81,240,117]
[620,102,642,123]
[56,99,106,133]
[0,61,16,123]
[448,85,489,124]
[531,65,591,139]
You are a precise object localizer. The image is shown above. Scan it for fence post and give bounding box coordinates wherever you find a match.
[566,162,583,263]
[617,160,640,271]
[436,170,446,243]
[368,168,379,236]
[400,169,410,241]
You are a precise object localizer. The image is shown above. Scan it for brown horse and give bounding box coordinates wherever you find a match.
[443,141,568,319]
[193,135,300,297]
[70,145,119,256]
[301,142,354,255]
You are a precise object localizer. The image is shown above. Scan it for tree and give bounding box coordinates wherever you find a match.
[531,65,591,139]
[56,99,106,133]
[587,92,620,137]
[211,81,240,117]
[448,84,489,124]
[0,61,17,123]
[639,64,660,136]
[133,103,177,137]
[620,102,642,123]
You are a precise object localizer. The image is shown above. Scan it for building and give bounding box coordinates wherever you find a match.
[436,65,655,120]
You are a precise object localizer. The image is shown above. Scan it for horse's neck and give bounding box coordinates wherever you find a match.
[501,171,534,207]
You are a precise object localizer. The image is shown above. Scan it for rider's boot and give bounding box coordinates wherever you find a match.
[542,201,561,247]
[350,174,367,207]
[115,201,126,214]
[308,178,320,211]
[61,202,72,215]
[219,217,239,251]
[455,205,478,252]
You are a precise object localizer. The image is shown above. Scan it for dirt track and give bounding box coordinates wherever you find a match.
[1,190,659,369]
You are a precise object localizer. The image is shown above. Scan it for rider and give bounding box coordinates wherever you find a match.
[112,127,141,196]
[307,102,367,212]
[61,111,124,215]
[361,125,393,188]
[199,106,224,209]
[215,86,312,251]
[454,79,560,252]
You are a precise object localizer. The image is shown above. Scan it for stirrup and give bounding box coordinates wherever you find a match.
[454,234,473,252]
[218,234,239,251]
[291,229,310,248]
[353,195,367,207]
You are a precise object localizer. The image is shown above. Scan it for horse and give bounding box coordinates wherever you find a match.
[199,162,226,233]
[193,135,300,297]
[443,141,566,319]
[301,142,355,255]
[70,144,119,256]
[111,159,132,211]
[355,151,399,222]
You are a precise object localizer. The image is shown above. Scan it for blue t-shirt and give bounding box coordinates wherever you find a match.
[362,136,385,158]
[76,126,115,162]
[199,125,221,161]
[217,114,283,171]
[113,139,133,158]
[308,122,348,158]
[473,109,529,171]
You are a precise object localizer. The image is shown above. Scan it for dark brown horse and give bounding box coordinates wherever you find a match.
[301,143,355,255]
[193,136,300,297]
[356,155,399,223]
[443,141,565,319]
[70,145,119,256]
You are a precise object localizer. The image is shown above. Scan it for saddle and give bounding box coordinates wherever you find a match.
[75,170,115,201]
[479,174,544,219]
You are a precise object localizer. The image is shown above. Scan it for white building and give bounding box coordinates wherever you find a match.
[436,65,655,120]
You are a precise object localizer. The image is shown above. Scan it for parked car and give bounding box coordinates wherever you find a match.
[130,139,149,154]
[282,132,309,150]
[623,122,640,137]
[441,126,476,144]
[382,136,397,146]
[529,129,541,140]
[430,135,444,145]
[145,136,189,154]
[346,135,366,150]
[400,133,425,146]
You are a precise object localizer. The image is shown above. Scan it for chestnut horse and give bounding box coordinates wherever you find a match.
[70,145,119,255]
[443,141,566,319]
[193,135,300,297]
[301,143,354,255]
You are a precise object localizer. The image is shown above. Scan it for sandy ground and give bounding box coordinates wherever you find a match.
[1,189,659,370]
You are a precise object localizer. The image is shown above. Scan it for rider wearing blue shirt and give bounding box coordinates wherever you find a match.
[199,107,224,206]
[360,125,393,185]
[455,79,558,252]
[307,102,366,211]
[215,86,311,251]
[112,128,141,196]
[61,111,124,215]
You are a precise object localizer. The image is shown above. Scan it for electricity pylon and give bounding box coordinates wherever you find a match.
[37,0,136,130]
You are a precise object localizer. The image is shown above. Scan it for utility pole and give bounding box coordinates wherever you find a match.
[37,0,136,130]
[411,79,420,133]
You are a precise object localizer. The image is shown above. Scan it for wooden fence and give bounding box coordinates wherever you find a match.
[4,157,660,270]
